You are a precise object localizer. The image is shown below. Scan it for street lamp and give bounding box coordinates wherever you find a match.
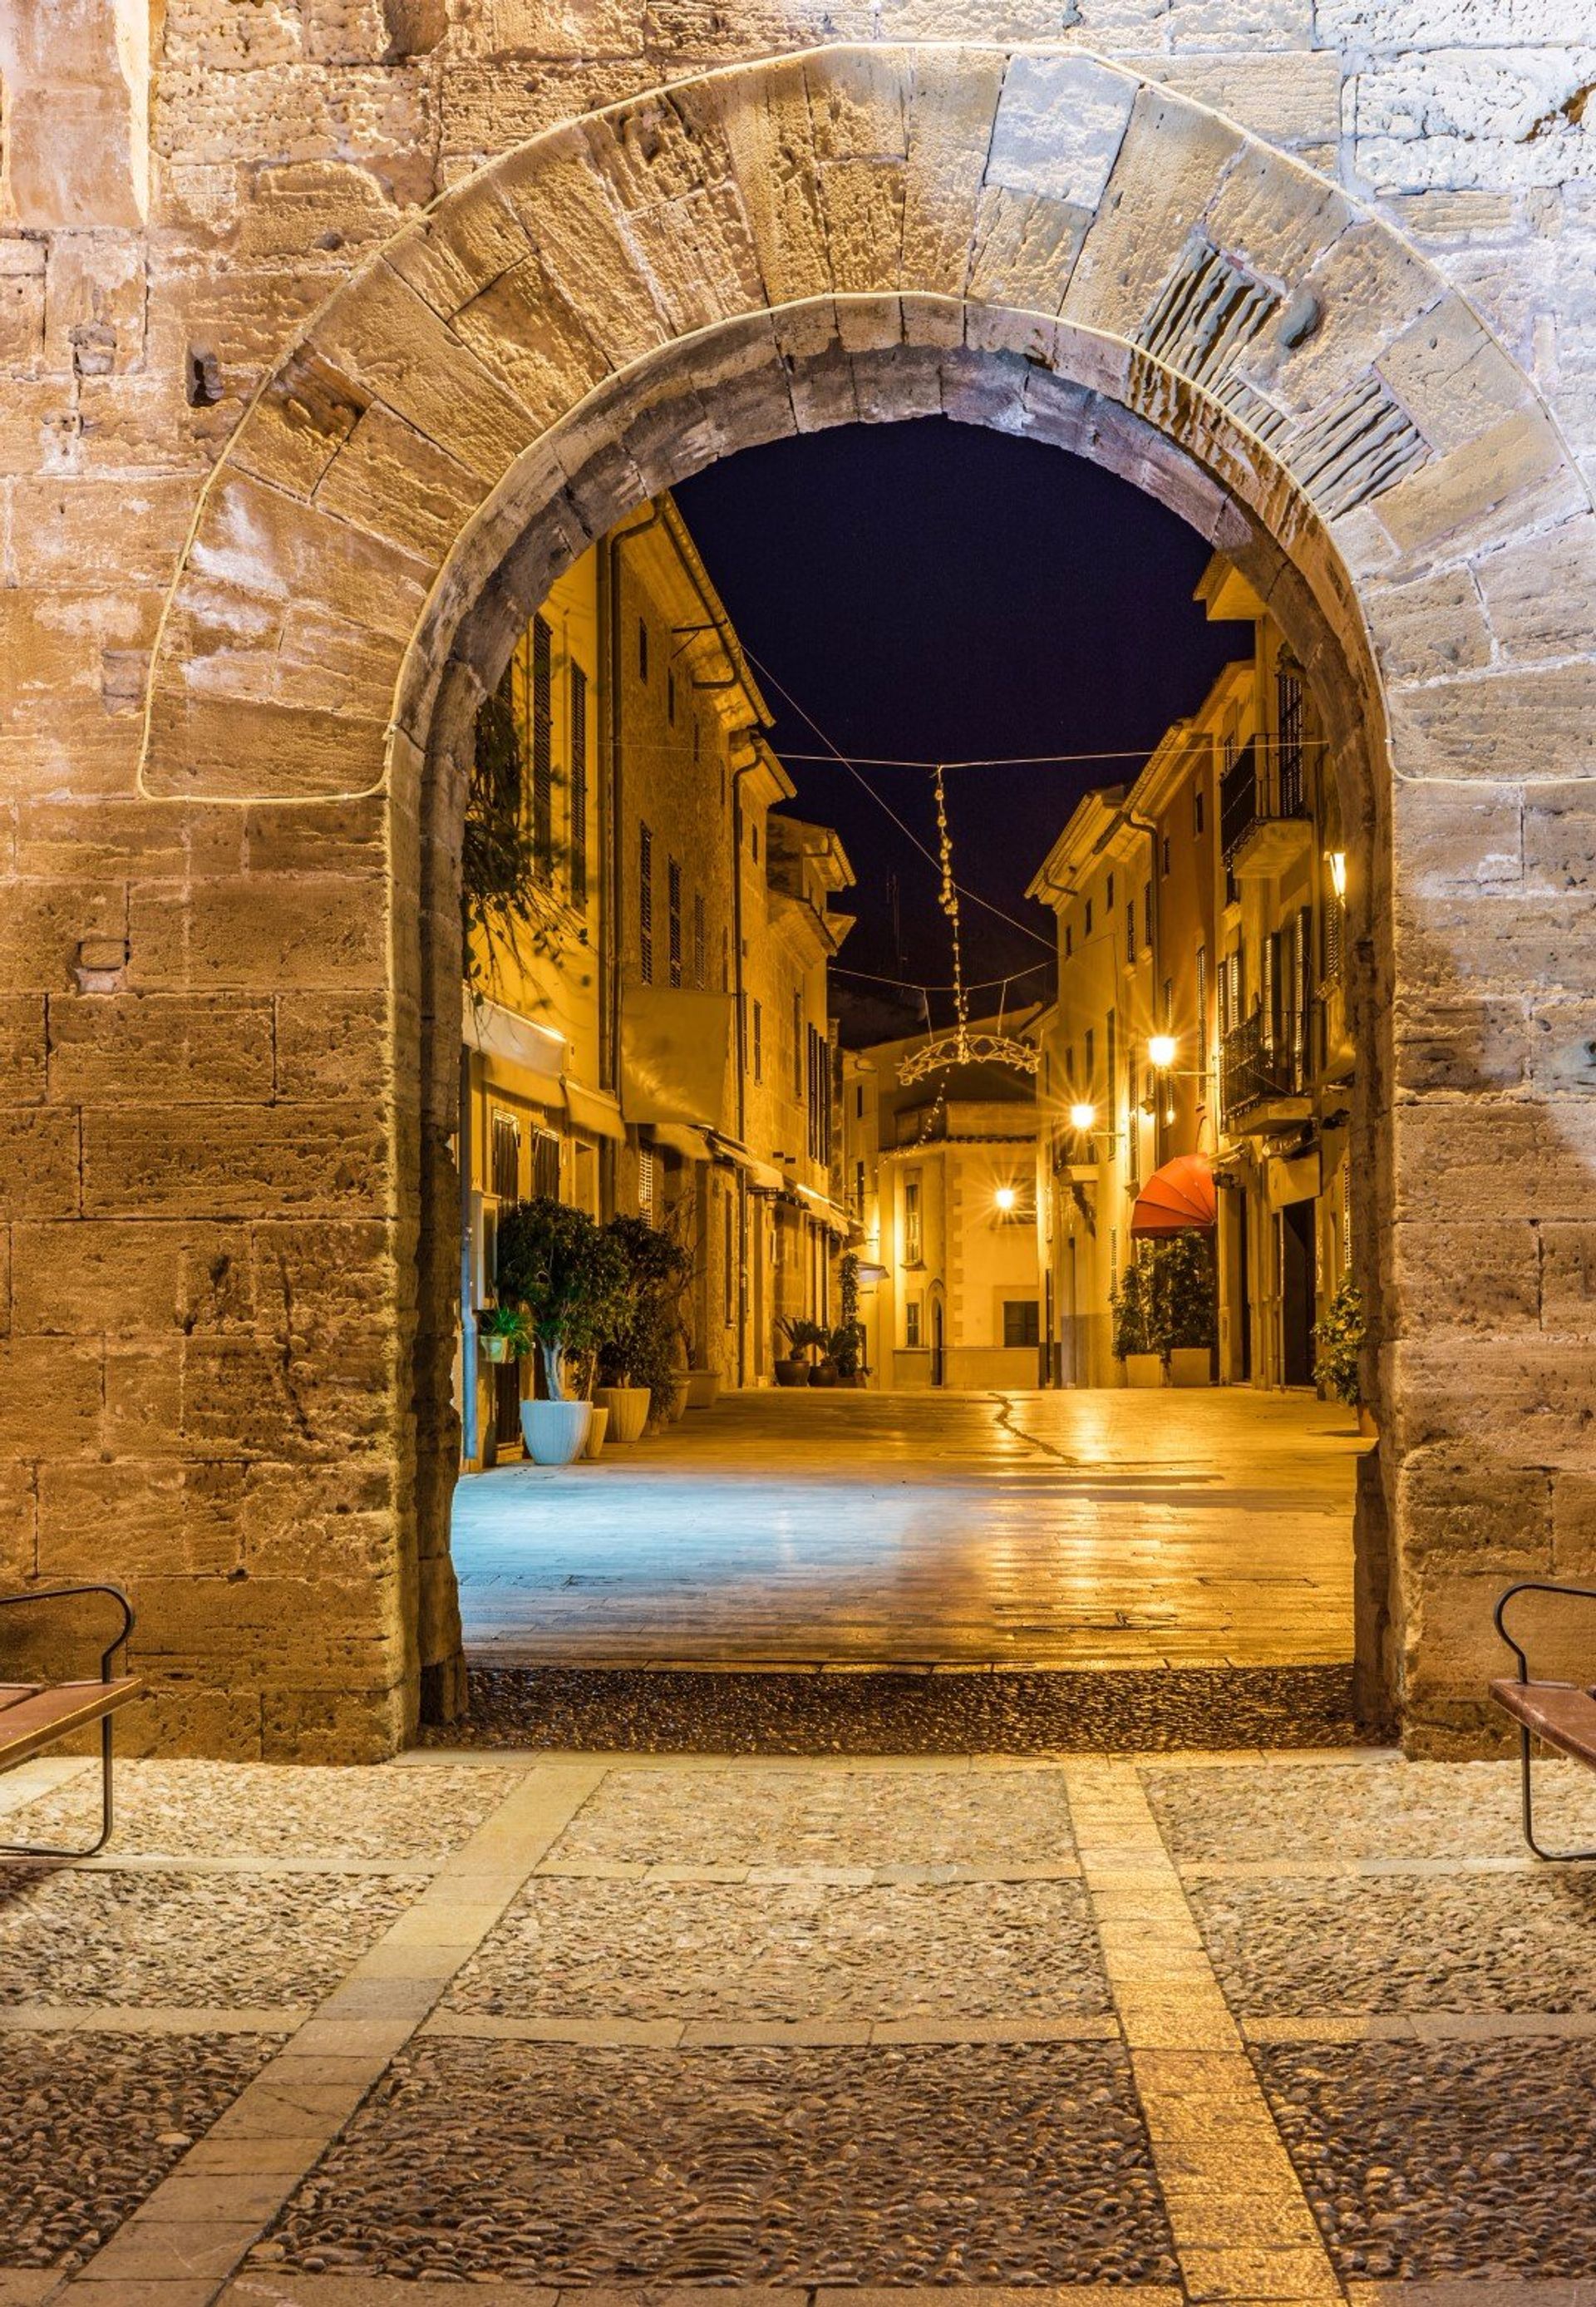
[1147,1033,1177,1072]
[1068,1101,1097,1134]
[1328,850,1347,900]
[994,1185,1017,1212]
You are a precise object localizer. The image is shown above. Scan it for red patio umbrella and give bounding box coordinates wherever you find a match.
[1130,1152,1217,1238]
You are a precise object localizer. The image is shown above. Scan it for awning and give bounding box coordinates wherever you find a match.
[784,1176,851,1235]
[648,1122,712,1161]
[620,985,734,1131]
[1266,1148,1321,1210]
[1130,1152,1218,1238]
[462,989,566,1107]
[707,1132,786,1192]
[564,1082,625,1141]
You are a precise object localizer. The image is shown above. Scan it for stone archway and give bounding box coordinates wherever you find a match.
[121,43,1596,1756]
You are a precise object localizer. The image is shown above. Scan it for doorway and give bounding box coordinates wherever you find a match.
[1278,1200,1317,1388]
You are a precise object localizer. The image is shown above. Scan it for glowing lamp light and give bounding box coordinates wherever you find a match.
[1328,850,1348,899]
[1068,1102,1097,1134]
[1147,1033,1177,1070]
[994,1185,1017,1212]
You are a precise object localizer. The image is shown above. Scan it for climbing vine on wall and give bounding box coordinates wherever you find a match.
[462,683,559,998]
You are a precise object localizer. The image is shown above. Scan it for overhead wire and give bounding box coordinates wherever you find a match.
[743,648,1057,955]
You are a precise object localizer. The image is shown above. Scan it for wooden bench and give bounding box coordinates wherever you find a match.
[1,1585,140,1859]
[1490,1580,1596,1862]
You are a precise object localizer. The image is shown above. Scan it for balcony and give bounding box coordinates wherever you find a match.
[1221,1012,1313,1127]
[1219,738,1312,879]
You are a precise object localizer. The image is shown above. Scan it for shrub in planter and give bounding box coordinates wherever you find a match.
[1314,1275,1367,1417]
[775,1314,825,1388]
[1111,1250,1162,1383]
[1150,1230,1216,1386]
[477,1304,530,1364]
[495,1198,626,1403]
[826,1322,867,1384]
[598,1213,694,1430]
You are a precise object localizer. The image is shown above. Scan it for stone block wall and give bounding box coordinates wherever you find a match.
[2,4,1594,1754]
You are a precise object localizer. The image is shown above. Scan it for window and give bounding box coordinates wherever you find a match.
[1278,663,1305,812]
[1163,976,1173,1029]
[1127,1054,1140,1188]
[1105,871,1115,909]
[638,618,648,682]
[752,998,762,1083]
[751,822,759,865]
[1003,1299,1040,1350]
[1126,899,1135,959]
[638,1146,658,1225]
[1085,898,1093,935]
[1196,944,1209,1052]
[807,1024,829,1162]
[905,1297,922,1348]
[904,1176,922,1265]
[667,856,682,987]
[1064,924,1073,959]
[723,1186,735,1324]
[569,662,588,905]
[531,614,553,875]
[490,1112,520,1204]
[792,988,804,1097]
[1105,1010,1116,1117]
[854,1156,865,1214]
[1143,881,1153,951]
[1161,835,1171,876]
[531,1126,560,1201]
[638,825,653,982]
[667,667,676,723]
[1084,1025,1095,1096]
[855,1084,864,1119]
[1194,786,1205,837]
[692,891,707,988]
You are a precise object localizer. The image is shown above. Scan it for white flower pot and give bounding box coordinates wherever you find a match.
[686,1369,721,1409]
[594,1385,650,1443]
[520,1398,592,1466]
[1124,1353,1165,1389]
[1169,1348,1213,1388]
[582,1404,609,1460]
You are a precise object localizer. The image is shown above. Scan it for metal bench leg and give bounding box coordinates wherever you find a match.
[1,1718,116,1863]
[1520,1725,1596,1864]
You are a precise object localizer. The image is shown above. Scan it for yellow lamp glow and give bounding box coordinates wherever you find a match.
[994,1185,1017,1212]
[1148,1033,1177,1070]
[1328,850,1347,899]
[1068,1102,1097,1133]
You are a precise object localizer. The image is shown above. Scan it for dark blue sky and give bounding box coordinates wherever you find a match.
[675,418,1251,1042]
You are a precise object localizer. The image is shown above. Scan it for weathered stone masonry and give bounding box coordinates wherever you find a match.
[2,3,1594,1757]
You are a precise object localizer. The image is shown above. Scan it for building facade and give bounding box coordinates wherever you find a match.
[461,496,853,1465]
[840,1023,1043,1392]
[1029,556,1352,1394]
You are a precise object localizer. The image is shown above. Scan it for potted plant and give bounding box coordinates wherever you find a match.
[1111,1250,1163,1388]
[774,1314,820,1387]
[836,1255,868,1388]
[827,1321,867,1388]
[686,1367,722,1409]
[1155,1231,1217,1388]
[495,1197,626,1465]
[1315,1274,1373,1433]
[596,1214,693,1440]
[476,1304,530,1365]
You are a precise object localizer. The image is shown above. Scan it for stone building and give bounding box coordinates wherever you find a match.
[1030,558,1352,1394]
[3,7,1595,1752]
[840,1021,1043,1391]
[461,495,852,1460]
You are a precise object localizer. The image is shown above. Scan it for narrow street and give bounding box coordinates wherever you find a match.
[451,1388,1359,1671]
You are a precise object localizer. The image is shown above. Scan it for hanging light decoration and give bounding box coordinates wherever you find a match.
[899,764,1042,1087]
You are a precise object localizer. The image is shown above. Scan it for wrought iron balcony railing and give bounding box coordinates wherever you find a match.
[1221,1011,1308,1121]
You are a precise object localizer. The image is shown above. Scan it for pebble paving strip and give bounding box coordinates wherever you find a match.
[1,2029,280,2270]
[2,1760,512,1861]
[543,1763,1082,1870]
[264,2039,1178,2285]
[1255,2037,1596,2280]
[433,1664,1359,1753]
[1144,1759,1596,1865]
[0,1866,421,2009]
[444,1876,1111,2022]
[1189,1871,1596,2015]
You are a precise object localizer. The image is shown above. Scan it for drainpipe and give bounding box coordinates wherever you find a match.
[604,505,663,1136]
[1123,806,1163,1168]
[731,748,761,1389]
[458,1045,476,1467]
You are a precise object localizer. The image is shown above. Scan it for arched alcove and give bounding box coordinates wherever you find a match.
[125,45,1596,1754]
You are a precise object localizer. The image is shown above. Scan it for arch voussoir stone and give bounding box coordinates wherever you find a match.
[115,38,1596,1755]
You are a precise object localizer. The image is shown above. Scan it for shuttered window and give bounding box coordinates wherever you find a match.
[667,857,682,987]
[693,893,707,988]
[569,662,588,906]
[639,824,653,982]
[490,1112,520,1204]
[531,614,553,876]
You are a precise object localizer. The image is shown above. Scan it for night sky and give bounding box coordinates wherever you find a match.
[674,419,1253,1047]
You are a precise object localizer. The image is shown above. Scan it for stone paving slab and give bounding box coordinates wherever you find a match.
[262,2038,1178,2286]
[1254,2037,1596,2280]
[443,1876,1110,2023]
[1144,1760,1596,1866]
[546,1762,1081,1871]
[1190,1870,1596,2014]
[2,1762,511,1866]
[0,1868,421,2010]
[0,2030,278,2273]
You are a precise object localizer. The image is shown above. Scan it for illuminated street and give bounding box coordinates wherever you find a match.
[451,1388,1359,1670]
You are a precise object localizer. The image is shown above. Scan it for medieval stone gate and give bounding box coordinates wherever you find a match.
[3,11,1594,1758]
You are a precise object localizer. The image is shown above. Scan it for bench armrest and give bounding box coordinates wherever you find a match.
[0,1584,135,1683]
[1495,1580,1596,1686]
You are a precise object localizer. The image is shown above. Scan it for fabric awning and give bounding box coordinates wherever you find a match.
[620,984,734,1131]
[462,989,566,1107]
[564,1081,625,1141]
[707,1133,786,1192]
[1130,1152,1217,1238]
[648,1123,712,1161]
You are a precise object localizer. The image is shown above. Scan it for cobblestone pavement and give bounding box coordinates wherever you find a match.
[5,1743,1596,2306]
[451,1388,1359,1671]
